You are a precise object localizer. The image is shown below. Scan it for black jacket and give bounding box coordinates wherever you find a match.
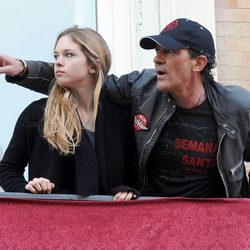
[8,61,249,197]
[105,69,250,197]
[0,95,138,195]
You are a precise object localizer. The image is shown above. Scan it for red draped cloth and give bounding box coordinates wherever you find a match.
[0,197,249,249]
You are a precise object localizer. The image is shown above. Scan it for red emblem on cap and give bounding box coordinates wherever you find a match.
[134,114,148,131]
[163,20,179,32]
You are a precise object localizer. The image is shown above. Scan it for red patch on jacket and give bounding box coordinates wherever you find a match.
[134,114,148,131]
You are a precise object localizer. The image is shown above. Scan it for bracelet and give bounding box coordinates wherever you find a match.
[16,58,28,75]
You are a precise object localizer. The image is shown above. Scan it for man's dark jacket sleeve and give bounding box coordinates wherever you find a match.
[6,61,54,95]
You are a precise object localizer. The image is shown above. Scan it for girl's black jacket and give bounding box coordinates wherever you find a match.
[0,94,138,196]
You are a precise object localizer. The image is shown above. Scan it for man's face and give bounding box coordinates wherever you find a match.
[154,46,196,94]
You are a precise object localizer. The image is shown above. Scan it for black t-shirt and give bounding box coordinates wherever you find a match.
[147,99,226,198]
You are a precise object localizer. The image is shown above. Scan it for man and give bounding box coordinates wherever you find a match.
[0,18,249,198]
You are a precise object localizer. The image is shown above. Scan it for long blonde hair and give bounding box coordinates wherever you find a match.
[43,27,111,155]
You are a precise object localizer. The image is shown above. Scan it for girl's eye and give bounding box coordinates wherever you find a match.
[54,54,58,60]
[66,53,73,58]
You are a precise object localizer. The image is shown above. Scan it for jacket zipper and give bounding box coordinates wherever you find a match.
[216,133,229,197]
[139,107,169,170]
[139,107,170,192]
[231,161,242,177]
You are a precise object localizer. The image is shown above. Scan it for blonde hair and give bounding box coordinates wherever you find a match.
[43,27,111,155]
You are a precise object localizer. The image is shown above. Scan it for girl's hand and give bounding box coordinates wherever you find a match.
[25,177,55,194]
[113,191,136,201]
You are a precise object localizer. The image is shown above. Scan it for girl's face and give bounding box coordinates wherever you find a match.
[54,35,96,90]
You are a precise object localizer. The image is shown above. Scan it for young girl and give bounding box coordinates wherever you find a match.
[0,27,137,200]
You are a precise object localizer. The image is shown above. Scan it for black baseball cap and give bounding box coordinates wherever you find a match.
[140,18,215,60]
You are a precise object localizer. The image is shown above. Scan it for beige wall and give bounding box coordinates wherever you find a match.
[97,0,215,76]
[96,0,250,91]
[215,0,250,90]
[215,0,250,175]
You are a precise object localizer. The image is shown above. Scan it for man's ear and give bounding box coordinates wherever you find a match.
[192,55,208,72]
[89,59,101,74]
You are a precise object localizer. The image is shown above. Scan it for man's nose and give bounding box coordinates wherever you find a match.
[154,53,163,64]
